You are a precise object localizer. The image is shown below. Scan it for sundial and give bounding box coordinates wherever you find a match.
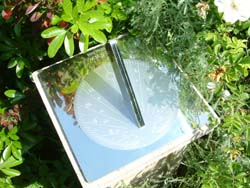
[32,36,219,188]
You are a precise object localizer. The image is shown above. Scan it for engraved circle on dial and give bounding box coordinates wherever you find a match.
[74,59,178,150]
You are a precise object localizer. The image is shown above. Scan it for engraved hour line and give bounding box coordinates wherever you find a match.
[80,83,132,124]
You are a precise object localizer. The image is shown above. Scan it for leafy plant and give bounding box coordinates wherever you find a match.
[0,0,130,186]
[0,126,23,186]
[2,0,249,187]
[128,0,250,188]
[200,20,250,83]
[41,0,127,58]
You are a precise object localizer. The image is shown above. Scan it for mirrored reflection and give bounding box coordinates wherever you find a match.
[74,58,178,150]
[35,36,218,182]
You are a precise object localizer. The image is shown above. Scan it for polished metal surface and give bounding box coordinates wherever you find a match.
[32,36,219,184]
[106,39,145,128]
[74,58,178,150]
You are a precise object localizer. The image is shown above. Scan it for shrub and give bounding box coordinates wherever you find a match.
[0,0,129,187]
[129,0,250,187]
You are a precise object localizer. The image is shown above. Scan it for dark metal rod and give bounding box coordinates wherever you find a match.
[106,39,145,128]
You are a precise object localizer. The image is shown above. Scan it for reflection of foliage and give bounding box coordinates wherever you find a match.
[40,46,110,117]
[127,1,250,188]
[119,36,179,106]
[120,36,213,128]
[177,75,212,128]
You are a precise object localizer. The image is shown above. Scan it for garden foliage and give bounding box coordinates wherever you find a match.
[128,0,250,187]
[0,0,250,187]
[0,0,130,187]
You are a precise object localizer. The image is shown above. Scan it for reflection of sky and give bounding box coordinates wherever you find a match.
[35,36,217,183]
[54,103,202,182]
[74,60,180,150]
[40,60,212,182]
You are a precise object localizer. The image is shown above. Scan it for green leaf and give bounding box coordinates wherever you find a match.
[111,7,127,20]
[51,15,62,25]
[21,57,30,68]
[41,27,66,38]
[61,81,79,94]
[0,141,3,151]
[16,60,25,78]
[240,93,249,100]
[0,156,23,169]
[0,107,6,114]
[24,182,44,188]
[9,134,19,141]
[93,19,112,32]
[236,172,247,178]
[91,30,107,44]
[61,14,72,22]
[78,22,91,35]
[13,141,22,149]
[239,56,250,65]
[83,0,97,11]
[214,44,221,55]
[7,58,18,69]
[72,6,78,20]
[202,183,212,188]
[0,168,21,177]
[71,24,79,33]
[2,144,12,161]
[4,90,23,98]
[48,33,66,58]
[99,2,112,14]
[63,0,73,16]
[14,23,21,37]
[8,126,18,135]
[205,32,216,41]
[243,67,249,77]
[233,52,244,63]
[64,32,74,56]
[79,33,89,52]
[77,0,85,14]
[77,11,111,43]
[6,177,13,184]
[84,10,104,21]
[11,146,21,159]
[10,96,25,104]
[88,17,98,24]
